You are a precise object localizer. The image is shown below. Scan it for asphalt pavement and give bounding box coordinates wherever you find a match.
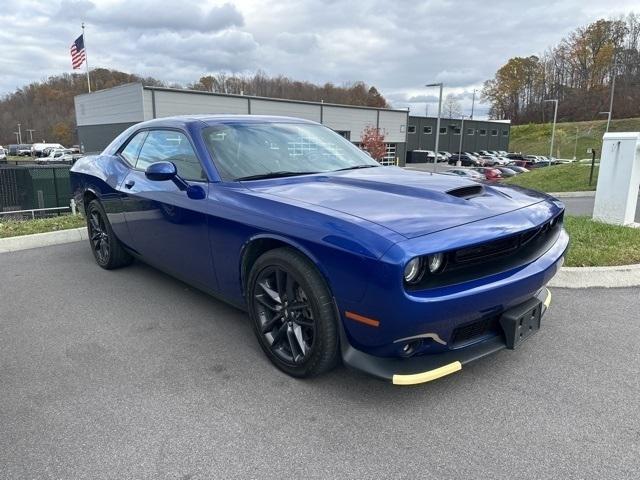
[1,242,639,479]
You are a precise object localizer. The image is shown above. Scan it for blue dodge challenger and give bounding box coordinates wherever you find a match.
[70,115,568,385]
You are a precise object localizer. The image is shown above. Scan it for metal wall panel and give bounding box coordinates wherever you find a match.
[378,110,408,143]
[322,106,378,142]
[74,83,144,126]
[250,99,321,122]
[77,122,137,153]
[153,90,249,117]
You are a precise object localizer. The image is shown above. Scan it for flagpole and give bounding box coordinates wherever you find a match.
[82,22,91,92]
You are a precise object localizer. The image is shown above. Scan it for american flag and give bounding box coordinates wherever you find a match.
[70,34,86,69]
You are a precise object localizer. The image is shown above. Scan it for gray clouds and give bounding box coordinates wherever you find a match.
[1,0,638,119]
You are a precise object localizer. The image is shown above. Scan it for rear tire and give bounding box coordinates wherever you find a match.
[86,199,133,270]
[247,247,339,378]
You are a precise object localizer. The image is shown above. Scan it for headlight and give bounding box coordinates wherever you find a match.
[427,253,445,273]
[403,257,424,284]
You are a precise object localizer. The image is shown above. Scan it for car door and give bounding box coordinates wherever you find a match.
[120,129,217,291]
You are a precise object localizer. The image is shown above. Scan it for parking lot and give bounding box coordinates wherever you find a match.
[1,242,639,479]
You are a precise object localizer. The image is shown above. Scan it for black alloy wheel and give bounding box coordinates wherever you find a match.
[247,248,339,378]
[86,199,133,270]
[253,265,316,365]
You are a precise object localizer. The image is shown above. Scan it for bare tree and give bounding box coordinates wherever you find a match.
[443,94,462,118]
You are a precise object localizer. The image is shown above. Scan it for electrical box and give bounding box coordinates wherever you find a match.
[593,132,640,226]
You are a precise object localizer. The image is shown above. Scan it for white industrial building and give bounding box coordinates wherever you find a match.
[74,83,410,165]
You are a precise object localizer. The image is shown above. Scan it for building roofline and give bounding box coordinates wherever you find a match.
[142,84,409,113]
[408,114,511,124]
[74,82,409,114]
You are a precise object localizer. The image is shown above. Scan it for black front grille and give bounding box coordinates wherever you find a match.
[451,316,500,346]
[406,211,565,291]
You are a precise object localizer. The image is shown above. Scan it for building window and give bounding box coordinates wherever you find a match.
[408,125,416,134]
[453,127,461,135]
[479,129,487,136]
[467,128,474,135]
[502,130,509,137]
[491,129,498,136]
[423,126,432,134]
[439,127,447,135]
[334,130,351,140]
[380,143,397,166]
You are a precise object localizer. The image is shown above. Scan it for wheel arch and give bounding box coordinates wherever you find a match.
[239,234,333,299]
[82,187,100,214]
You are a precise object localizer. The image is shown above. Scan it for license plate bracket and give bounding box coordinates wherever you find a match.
[499,297,542,349]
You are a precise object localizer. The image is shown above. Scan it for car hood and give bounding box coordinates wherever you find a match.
[245,166,552,239]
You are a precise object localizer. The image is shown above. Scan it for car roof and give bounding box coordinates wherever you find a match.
[132,115,318,129]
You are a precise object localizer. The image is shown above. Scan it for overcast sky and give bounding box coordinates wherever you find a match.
[1,0,638,118]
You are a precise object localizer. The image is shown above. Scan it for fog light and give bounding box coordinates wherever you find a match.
[400,340,421,357]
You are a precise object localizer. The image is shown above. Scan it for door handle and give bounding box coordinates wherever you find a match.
[124,180,135,189]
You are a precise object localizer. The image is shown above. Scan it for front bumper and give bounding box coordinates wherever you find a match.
[341,288,552,385]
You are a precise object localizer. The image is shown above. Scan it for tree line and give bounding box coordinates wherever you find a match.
[482,14,640,124]
[0,69,388,146]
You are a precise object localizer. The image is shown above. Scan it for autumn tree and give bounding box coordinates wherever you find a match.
[360,125,386,161]
[482,14,640,124]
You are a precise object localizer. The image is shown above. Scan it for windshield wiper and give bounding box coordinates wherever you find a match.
[235,171,320,181]
[334,164,380,172]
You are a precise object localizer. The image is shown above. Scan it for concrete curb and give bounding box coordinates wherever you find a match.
[548,191,596,198]
[0,227,87,253]
[1,227,639,288]
[549,263,640,288]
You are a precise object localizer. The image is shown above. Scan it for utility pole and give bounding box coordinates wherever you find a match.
[26,129,36,143]
[14,132,20,143]
[17,123,22,144]
[470,89,476,119]
[426,82,444,173]
[543,99,558,166]
[573,127,578,161]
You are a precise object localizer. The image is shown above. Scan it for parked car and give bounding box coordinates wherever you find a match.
[39,148,74,163]
[70,115,567,384]
[443,168,485,180]
[32,143,64,157]
[506,154,536,168]
[0,146,6,161]
[438,151,452,161]
[494,166,518,177]
[17,144,32,156]
[472,167,503,181]
[505,165,530,174]
[448,153,480,166]
[7,144,19,156]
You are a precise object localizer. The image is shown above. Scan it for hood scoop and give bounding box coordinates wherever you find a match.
[446,184,485,200]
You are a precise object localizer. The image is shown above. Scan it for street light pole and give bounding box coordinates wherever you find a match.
[17,123,22,144]
[458,116,466,165]
[544,99,558,166]
[470,89,476,120]
[426,82,444,173]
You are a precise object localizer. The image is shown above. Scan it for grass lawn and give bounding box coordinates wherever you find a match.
[564,216,640,267]
[0,214,85,238]
[502,163,598,192]
[510,116,640,158]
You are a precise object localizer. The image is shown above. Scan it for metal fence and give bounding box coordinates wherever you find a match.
[0,165,72,213]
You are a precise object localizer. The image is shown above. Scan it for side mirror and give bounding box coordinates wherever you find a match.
[145,161,177,181]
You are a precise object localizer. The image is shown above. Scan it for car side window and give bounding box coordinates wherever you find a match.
[136,130,206,181]
[120,131,148,166]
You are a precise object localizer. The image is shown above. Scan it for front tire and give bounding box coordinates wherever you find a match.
[86,199,133,270]
[247,248,339,378]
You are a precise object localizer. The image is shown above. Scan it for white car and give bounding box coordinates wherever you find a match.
[39,149,74,162]
[32,143,65,157]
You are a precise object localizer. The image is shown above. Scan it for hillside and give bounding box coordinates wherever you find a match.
[0,70,388,146]
[509,117,640,158]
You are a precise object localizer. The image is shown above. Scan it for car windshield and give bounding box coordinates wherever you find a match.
[202,122,380,181]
